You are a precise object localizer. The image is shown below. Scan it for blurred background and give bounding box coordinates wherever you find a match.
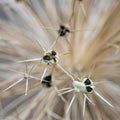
[0,0,120,120]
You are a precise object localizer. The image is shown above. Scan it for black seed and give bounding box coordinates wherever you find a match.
[52,50,56,56]
[84,79,91,85]
[60,25,65,29]
[44,75,52,82]
[59,30,66,36]
[66,29,70,33]
[42,75,52,88]
[42,82,51,88]
[86,86,93,92]
[46,83,52,87]
[43,55,51,61]
[58,25,70,36]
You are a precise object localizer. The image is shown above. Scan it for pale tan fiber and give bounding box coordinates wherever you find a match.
[0,0,120,120]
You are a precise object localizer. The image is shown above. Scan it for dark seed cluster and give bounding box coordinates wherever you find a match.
[42,75,52,88]
[58,25,70,37]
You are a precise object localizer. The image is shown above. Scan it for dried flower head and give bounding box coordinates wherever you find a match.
[0,0,120,120]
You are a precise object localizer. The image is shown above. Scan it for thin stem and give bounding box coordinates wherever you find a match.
[28,64,37,74]
[48,110,63,120]
[66,94,76,113]
[57,63,75,81]
[57,87,73,92]
[40,66,48,82]
[25,62,28,74]
[68,0,75,23]
[94,91,113,107]
[48,35,59,51]
[3,78,23,92]
[58,89,74,96]
[80,2,87,17]
[7,68,24,75]
[29,75,40,81]
[83,94,95,105]
[83,95,86,117]
[25,78,28,96]
[35,38,46,52]
[65,36,72,49]
[54,86,67,103]
[17,58,42,63]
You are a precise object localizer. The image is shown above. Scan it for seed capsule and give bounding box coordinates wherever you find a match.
[42,75,52,88]
[58,25,70,37]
